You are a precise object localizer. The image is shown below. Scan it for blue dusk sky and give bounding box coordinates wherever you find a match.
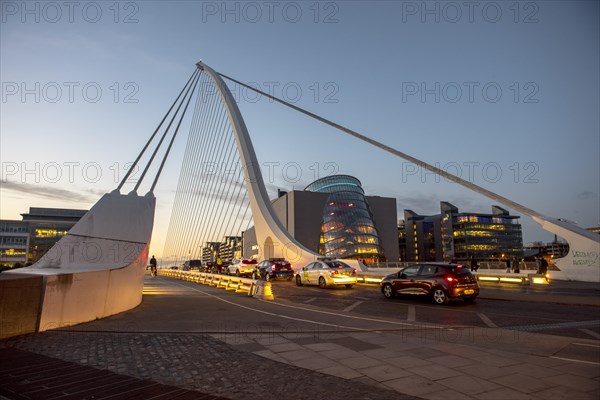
[1,1,599,257]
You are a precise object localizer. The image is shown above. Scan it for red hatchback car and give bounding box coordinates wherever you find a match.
[380,263,479,304]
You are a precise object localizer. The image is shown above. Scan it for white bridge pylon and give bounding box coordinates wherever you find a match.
[198,61,599,281]
[197,62,320,267]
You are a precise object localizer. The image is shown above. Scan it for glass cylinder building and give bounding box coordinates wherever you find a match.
[305,175,386,262]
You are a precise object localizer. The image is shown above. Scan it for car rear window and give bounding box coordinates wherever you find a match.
[242,259,257,264]
[324,261,351,269]
[451,267,472,276]
[274,262,290,267]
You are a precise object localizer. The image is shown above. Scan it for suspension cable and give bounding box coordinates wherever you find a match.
[117,69,197,191]
[150,72,201,192]
[135,69,199,192]
[217,71,540,218]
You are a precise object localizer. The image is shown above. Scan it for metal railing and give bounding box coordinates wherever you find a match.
[157,269,274,298]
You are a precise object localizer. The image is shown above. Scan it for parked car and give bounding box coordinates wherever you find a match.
[227,258,258,277]
[252,259,294,281]
[295,260,357,289]
[380,263,479,305]
[183,260,202,271]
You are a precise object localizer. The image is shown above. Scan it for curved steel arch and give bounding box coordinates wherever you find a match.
[196,62,319,266]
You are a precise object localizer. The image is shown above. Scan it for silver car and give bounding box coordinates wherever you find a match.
[295,260,357,289]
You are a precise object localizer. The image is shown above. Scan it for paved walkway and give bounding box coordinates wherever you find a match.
[0,348,225,399]
[1,275,599,400]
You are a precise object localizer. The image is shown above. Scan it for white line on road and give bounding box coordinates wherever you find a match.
[477,312,498,328]
[256,299,437,328]
[343,301,363,312]
[407,305,415,322]
[304,297,317,304]
[550,356,600,365]
[579,330,600,340]
[572,342,600,348]
[171,279,457,331]
[171,281,370,331]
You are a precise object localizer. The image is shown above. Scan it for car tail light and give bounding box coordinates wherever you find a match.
[271,265,276,271]
[352,269,357,275]
[445,276,455,283]
[330,270,339,276]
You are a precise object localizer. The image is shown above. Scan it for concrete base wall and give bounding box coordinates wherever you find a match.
[0,274,43,339]
[39,245,148,331]
[1,191,155,337]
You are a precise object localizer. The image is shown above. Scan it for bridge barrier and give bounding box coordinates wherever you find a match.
[475,272,549,285]
[158,269,260,297]
[357,269,549,286]
[254,281,274,300]
[355,273,385,285]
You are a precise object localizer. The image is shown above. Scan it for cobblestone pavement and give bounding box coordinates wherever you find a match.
[0,331,419,400]
[0,348,226,399]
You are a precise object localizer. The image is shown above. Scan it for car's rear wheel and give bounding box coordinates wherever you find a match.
[463,296,477,304]
[235,269,241,277]
[382,283,395,299]
[265,274,271,282]
[432,288,449,305]
[318,277,327,289]
[295,274,303,286]
[345,284,353,289]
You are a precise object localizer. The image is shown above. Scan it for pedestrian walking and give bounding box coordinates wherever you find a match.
[539,256,548,276]
[513,257,520,273]
[470,255,478,272]
[505,258,511,273]
[150,255,157,276]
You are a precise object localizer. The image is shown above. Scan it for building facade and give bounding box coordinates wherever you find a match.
[219,236,242,261]
[305,175,387,262]
[0,207,87,267]
[403,202,523,262]
[243,176,399,262]
[201,242,221,264]
[0,220,29,266]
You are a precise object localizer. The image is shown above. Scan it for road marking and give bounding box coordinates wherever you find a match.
[256,299,439,328]
[171,279,460,331]
[550,356,600,365]
[343,301,363,312]
[572,342,600,348]
[579,329,600,340]
[304,297,317,303]
[407,305,415,322]
[477,313,498,328]
[170,281,369,331]
[355,297,370,301]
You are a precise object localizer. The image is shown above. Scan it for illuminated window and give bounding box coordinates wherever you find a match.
[35,229,68,238]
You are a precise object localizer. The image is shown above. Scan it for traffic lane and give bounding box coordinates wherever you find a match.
[269,280,600,339]
[157,279,600,364]
[71,276,353,335]
[84,276,446,335]
[477,282,600,306]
